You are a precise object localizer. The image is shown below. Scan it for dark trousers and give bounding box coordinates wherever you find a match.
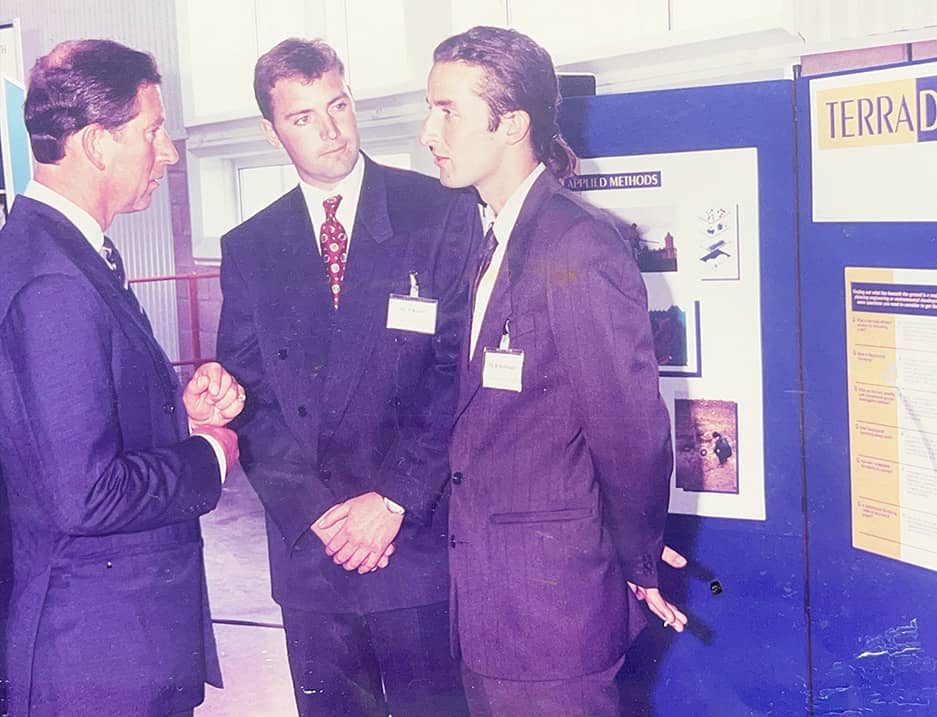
[460,655,626,717]
[281,601,468,717]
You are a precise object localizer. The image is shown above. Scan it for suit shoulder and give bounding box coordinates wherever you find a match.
[222,188,300,248]
[540,187,637,261]
[0,209,86,311]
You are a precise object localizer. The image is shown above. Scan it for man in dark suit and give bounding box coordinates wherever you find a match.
[0,40,242,716]
[420,27,687,716]
[216,38,479,717]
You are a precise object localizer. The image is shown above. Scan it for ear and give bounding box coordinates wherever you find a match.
[500,110,532,146]
[260,118,282,149]
[79,124,109,171]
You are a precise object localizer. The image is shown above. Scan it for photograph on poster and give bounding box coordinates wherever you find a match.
[674,398,739,494]
[645,274,701,377]
[603,205,679,273]
[698,205,740,281]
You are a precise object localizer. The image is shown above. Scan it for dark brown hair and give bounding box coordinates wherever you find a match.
[433,26,577,180]
[25,39,161,164]
[254,38,345,121]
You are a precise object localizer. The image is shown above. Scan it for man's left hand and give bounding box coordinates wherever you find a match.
[316,492,404,573]
[184,361,245,427]
[628,544,689,632]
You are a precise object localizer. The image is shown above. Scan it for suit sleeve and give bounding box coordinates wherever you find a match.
[216,235,338,547]
[546,216,673,587]
[1,274,221,535]
[377,192,482,524]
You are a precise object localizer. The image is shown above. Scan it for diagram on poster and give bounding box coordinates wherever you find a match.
[845,266,937,573]
[568,148,764,520]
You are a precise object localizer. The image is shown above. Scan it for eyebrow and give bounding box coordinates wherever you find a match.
[284,92,351,121]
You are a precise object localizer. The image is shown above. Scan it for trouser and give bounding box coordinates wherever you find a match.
[281,601,469,717]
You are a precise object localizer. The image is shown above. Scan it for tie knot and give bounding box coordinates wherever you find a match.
[323,194,343,219]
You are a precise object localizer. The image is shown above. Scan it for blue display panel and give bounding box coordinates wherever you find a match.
[559,80,806,715]
[797,62,937,717]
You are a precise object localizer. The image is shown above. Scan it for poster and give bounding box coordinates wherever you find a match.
[569,147,765,520]
[845,266,937,572]
[809,61,937,222]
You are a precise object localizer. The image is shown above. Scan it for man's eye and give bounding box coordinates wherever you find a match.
[294,115,309,126]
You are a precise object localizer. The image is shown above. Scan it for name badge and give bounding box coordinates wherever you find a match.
[482,348,524,392]
[386,295,437,335]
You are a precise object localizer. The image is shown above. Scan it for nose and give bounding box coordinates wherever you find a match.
[156,128,179,166]
[320,114,340,141]
[419,113,436,148]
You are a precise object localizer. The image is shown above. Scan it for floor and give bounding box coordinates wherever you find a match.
[197,463,297,716]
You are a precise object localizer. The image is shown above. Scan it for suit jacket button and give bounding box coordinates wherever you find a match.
[162,402,175,414]
[297,405,308,417]
[449,534,456,549]
[451,471,463,485]
[388,397,402,407]
[320,469,331,481]
[277,348,289,360]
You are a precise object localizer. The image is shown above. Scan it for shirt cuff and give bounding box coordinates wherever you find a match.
[195,434,227,483]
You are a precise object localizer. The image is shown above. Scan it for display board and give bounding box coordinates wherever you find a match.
[560,78,805,716]
[799,60,937,716]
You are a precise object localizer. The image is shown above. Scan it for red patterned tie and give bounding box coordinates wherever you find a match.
[319,195,348,309]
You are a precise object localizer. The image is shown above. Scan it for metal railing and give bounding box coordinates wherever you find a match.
[129,271,220,370]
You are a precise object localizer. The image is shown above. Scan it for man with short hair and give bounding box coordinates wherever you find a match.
[217,38,478,717]
[421,26,687,716]
[0,39,242,716]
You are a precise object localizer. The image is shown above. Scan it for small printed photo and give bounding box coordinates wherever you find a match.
[649,305,688,367]
[697,205,741,281]
[673,398,739,494]
[604,206,679,273]
[644,287,701,377]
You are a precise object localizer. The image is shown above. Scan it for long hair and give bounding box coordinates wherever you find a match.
[433,26,577,180]
[253,38,345,121]
[25,39,161,164]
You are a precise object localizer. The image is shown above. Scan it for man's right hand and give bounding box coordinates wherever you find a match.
[192,424,239,475]
[310,509,396,573]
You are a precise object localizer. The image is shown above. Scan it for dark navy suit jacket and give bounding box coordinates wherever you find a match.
[0,196,222,716]
[448,172,673,681]
[217,156,480,614]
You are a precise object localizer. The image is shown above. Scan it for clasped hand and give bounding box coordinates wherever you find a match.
[311,492,402,575]
[183,361,243,471]
[183,361,245,427]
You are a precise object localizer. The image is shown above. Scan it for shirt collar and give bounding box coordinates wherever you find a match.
[22,179,106,253]
[488,163,546,242]
[298,152,365,230]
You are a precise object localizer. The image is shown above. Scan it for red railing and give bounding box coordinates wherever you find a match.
[129,271,220,370]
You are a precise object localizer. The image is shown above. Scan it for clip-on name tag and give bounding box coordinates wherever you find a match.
[386,271,438,335]
[483,319,523,392]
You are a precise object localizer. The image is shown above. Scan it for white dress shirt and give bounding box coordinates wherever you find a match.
[299,153,365,254]
[469,163,546,359]
[22,180,227,480]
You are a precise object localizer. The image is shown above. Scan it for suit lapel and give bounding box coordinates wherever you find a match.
[320,159,397,432]
[454,172,560,422]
